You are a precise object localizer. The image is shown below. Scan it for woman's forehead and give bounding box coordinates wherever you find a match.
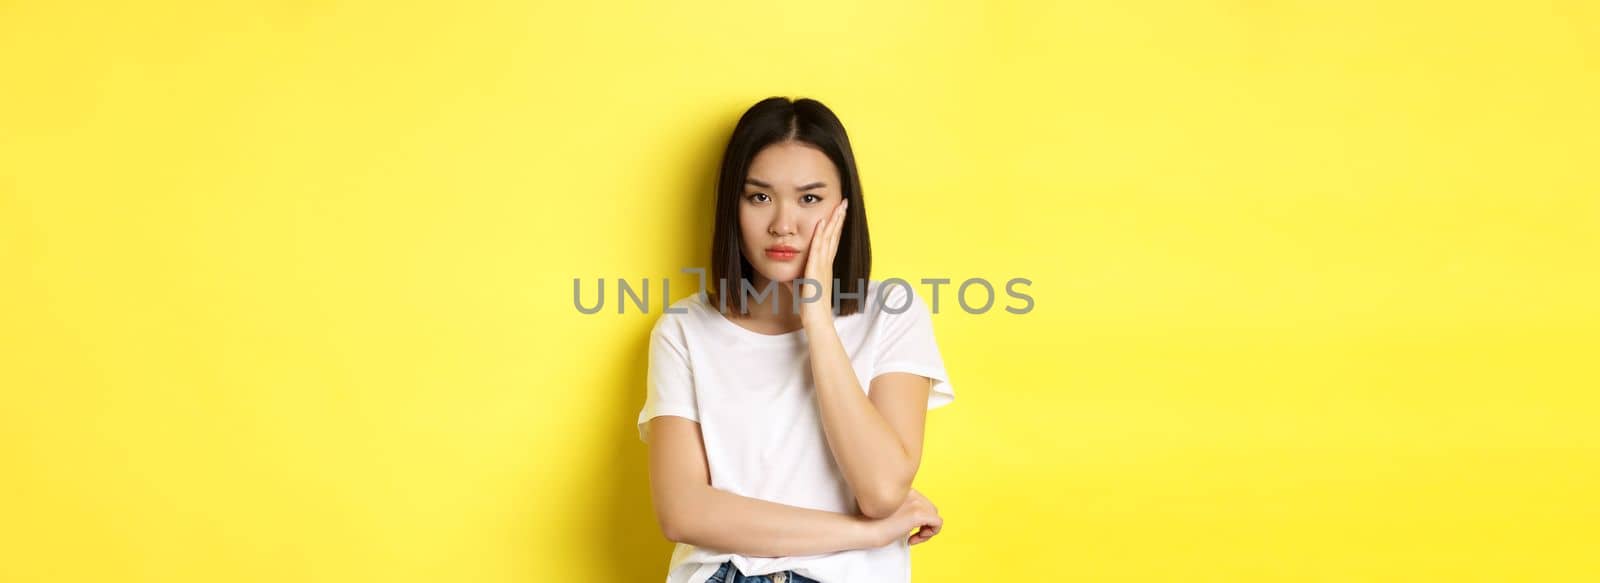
[746,143,838,188]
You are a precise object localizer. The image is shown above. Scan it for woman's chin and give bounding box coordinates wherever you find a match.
[754,267,802,286]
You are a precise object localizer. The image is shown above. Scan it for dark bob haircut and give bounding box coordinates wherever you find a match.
[707,96,872,318]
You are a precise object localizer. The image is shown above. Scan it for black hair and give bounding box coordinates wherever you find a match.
[707,96,872,317]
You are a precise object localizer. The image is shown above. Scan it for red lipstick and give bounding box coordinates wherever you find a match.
[764,245,800,261]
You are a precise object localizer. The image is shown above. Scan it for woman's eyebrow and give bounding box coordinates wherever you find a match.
[745,177,828,190]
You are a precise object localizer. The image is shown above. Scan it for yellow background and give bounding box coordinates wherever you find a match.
[3,1,1597,581]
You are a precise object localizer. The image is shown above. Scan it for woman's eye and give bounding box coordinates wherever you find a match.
[747,193,769,203]
[802,194,821,204]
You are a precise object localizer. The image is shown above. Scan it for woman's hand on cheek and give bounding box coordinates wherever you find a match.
[800,199,847,329]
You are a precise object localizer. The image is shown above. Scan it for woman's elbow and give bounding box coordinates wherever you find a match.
[858,485,909,520]
[654,492,702,544]
[657,509,693,543]
[660,522,686,544]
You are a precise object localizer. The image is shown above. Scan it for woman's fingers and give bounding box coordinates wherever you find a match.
[799,201,848,306]
[909,521,940,545]
[808,215,831,280]
[902,486,940,545]
[907,509,942,545]
[826,207,838,245]
[806,203,843,278]
[806,217,823,276]
[823,202,843,250]
[828,200,846,255]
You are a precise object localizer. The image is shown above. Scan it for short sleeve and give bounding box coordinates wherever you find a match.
[870,284,954,411]
[636,315,699,443]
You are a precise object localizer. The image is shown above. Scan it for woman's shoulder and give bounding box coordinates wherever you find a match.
[650,290,711,334]
[860,278,927,316]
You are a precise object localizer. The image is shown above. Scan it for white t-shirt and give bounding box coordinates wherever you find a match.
[636,278,954,583]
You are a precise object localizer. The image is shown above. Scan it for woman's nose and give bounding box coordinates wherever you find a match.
[770,207,795,236]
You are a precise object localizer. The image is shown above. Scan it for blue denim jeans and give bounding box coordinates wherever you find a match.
[705,560,822,583]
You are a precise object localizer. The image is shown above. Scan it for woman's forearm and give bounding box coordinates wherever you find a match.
[806,324,916,517]
[670,484,886,557]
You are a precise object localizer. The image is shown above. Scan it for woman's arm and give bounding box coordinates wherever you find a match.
[796,200,930,519]
[645,415,889,556]
[805,327,929,519]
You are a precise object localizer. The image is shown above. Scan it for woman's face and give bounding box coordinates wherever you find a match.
[738,141,844,286]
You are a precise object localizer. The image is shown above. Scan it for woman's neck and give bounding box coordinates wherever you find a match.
[740,275,805,331]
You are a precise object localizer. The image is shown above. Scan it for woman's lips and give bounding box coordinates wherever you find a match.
[764,248,800,261]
